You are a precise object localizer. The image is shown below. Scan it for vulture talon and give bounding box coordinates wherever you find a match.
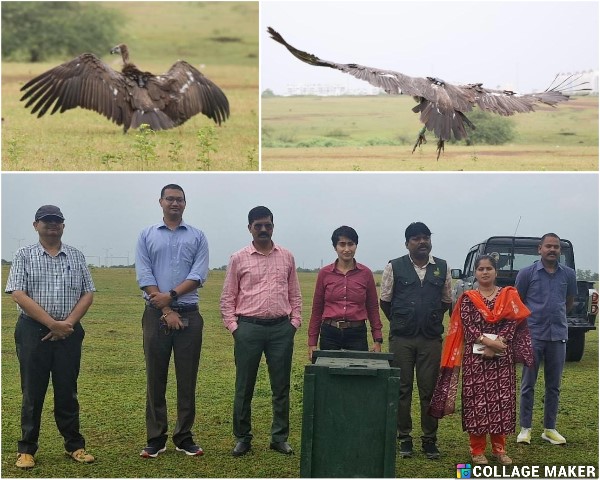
[436,140,445,161]
[268,26,589,159]
[412,131,427,154]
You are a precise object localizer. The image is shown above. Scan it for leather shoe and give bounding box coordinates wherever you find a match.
[270,441,293,455]
[232,441,251,457]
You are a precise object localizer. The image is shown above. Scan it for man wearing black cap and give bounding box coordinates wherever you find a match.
[379,222,452,460]
[5,205,96,469]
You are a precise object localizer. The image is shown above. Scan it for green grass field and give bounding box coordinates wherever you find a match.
[1,266,598,477]
[1,2,259,171]
[261,95,599,171]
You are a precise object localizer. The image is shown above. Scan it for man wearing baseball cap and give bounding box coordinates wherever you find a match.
[379,222,452,460]
[5,205,96,469]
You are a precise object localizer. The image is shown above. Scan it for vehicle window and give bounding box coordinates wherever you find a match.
[485,244,569,274]
[464,249,477,276]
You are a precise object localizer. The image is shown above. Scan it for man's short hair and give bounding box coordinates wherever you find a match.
[331,226,359,247]
[248,206,273,225]
[540,232,561,244]
[405,222,431,242]
[161,184,186,201]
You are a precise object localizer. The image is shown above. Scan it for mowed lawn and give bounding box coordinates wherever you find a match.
[261,95,599,171]
[1,267,598,478]
[1,2,259,171]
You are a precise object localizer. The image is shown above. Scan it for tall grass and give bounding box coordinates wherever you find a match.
[2,267,598,477]
[1,2,258,171]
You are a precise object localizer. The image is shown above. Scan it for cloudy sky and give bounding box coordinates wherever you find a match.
[261,1,598,95]
[2,172,598,273]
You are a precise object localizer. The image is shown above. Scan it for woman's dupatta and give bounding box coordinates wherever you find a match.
[428,286,531,419]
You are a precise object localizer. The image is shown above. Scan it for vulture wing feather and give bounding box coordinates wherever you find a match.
[152,60,230,126]
[268,27,423,97]
[20,53,131,128]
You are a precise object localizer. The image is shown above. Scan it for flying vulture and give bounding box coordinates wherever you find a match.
[20,44,230,132]
[268,27,587,159]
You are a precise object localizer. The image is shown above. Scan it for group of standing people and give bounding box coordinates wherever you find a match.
[135,188,301,459]
[5,185,578,470]
[428,233,576,466]
[309,226,576,466]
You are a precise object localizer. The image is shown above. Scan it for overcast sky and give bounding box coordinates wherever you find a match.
[2,173,598,273]
[261,1,599,95]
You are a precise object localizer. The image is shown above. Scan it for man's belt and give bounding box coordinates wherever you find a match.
[147,304,198,313]
[322,319,366,329]
[238,315,289,326]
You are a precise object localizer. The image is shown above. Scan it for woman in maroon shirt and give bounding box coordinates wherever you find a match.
[308,226,384,361]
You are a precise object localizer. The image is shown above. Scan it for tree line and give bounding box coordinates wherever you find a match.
[2,2,123,62]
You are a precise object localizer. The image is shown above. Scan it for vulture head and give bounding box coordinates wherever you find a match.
[110,44,130,64]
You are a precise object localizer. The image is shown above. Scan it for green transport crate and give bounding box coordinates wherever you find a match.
[300,350,400,478]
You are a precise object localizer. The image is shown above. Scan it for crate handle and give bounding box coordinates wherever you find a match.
[329,365,377,376]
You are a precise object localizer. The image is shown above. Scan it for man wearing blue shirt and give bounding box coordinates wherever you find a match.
[135,184,209,458]
[515,233,577,446]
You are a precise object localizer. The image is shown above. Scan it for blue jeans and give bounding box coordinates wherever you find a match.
[520,338,566,429]
[319,322,368,351]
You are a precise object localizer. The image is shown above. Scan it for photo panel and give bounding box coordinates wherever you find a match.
[1,1,259,171]
[260,1,598,172]
[1,171,598,477]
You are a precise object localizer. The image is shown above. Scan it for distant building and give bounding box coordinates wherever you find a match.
[282,70,599,96]
[284,83,382,96]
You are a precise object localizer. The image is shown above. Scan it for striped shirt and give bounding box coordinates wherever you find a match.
[135,220,209,306]
[5,242,96,320]
[220,243,302,332]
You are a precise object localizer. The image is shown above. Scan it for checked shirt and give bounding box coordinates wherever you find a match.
[5,242,95,320]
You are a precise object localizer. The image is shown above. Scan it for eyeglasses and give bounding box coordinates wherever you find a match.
[162,197,186,204]
[252,223,273,231]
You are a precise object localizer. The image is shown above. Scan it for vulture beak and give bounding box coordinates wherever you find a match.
[110,46,120,55]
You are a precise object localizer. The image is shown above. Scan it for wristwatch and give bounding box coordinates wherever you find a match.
[169,289,178,300]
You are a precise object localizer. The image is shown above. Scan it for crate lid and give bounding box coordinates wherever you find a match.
[312,349,394,369]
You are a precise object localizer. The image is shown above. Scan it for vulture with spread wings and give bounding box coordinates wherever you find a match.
[20,44,230,132]
[268,27,586,159]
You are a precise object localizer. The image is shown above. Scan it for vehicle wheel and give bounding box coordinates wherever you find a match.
[566,331,585,362]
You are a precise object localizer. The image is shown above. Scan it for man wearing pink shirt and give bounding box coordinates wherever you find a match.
[220,206,302,458]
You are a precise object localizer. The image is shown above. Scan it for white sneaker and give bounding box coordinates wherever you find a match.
[517,427,531,444]
[542,429,566,445]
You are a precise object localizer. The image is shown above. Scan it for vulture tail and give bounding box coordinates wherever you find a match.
[131,109,176,131]
[412,99,472,142]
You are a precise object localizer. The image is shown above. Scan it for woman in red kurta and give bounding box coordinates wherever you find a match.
[429,255,533,466]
